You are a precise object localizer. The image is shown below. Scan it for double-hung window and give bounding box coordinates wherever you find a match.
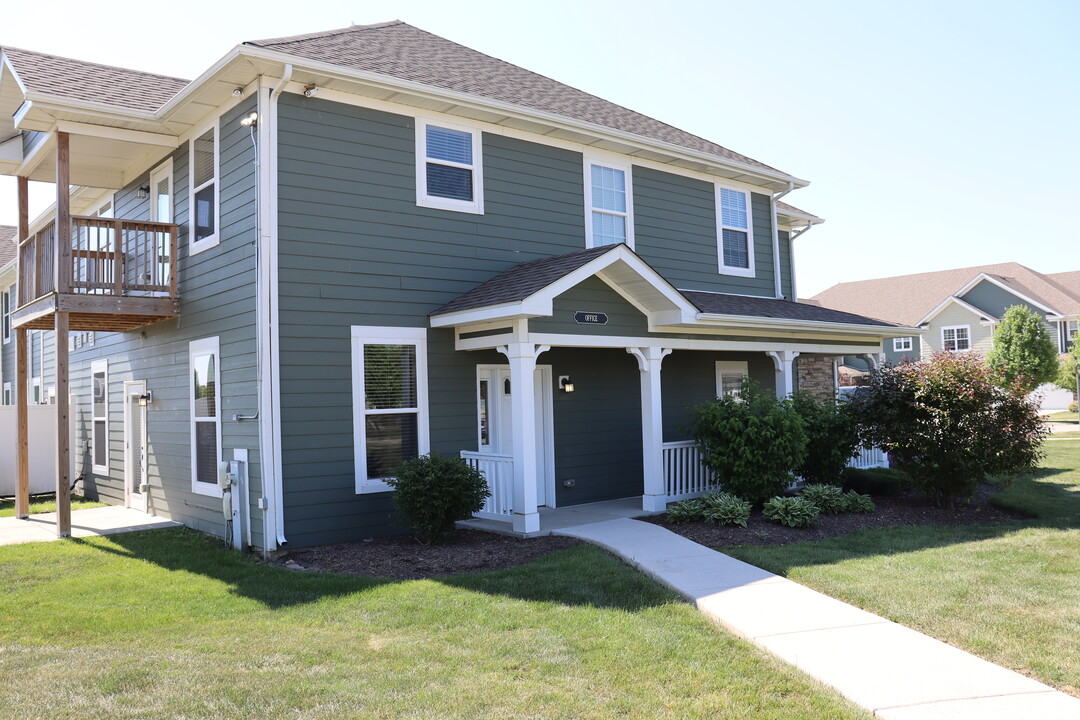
[716,361,749,399]
[91,360,108,474]
[893,337,913,352]
[717,186,755,277]
[585,159,633,248]
[416,120,484,214]
[2,286,10,344]
[190,337,221,497]
[189,124,218,254]
[942,325,970,352]
[352,326,429,493]
[1067,320,1078,351]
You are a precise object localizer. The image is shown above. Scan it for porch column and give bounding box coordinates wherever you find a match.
[766,349,800,397]
[859,352,885,371]
[628,347,672,512]
[14,176,29,518]
[54,132,71,537]
[498,342,549,534]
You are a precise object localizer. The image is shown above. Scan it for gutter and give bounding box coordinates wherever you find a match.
[694,312,921,338]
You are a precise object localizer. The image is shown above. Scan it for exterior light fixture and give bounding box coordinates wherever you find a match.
[559,376,574,393]
[240,112,258,128]
[303,84,318,97]
[137,185,150,199]
[138,391,153,407]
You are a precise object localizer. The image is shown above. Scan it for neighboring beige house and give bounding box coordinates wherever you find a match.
[812,263,1079,407]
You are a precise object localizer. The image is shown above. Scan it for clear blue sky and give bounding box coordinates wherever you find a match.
[2,0,1076,296]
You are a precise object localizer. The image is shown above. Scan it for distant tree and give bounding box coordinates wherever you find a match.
[987,305,1059,393]
[1055,340,1080,396]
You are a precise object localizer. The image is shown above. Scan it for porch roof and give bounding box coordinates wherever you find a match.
[684,291,893,327]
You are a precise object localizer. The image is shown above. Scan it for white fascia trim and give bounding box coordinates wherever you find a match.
[15,128,54,177]
[55,120,178,148]
[954,272,1060,317]
[917,295,997,326]
[692,312,921,338]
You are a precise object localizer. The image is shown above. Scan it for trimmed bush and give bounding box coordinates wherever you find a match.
[799,483,846,514]
[666,499,706,523]
[762,496,820,528]
[692,380,807,505]
[841,466,912,497]
[701,492,752,527]
[387,453,490,544]
[790,392,861,485]
[840,490,875,514]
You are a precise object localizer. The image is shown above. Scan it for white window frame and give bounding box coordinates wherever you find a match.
[716,360,750,398]
[2,382,9,406]
[941,325,971,352]
[91,359,109,474]
[149,158,174,223]
[1066,319,1078,352]
[415,118,484,215]
[88,192,115,218]
[2,286,10,344]
[351,326,430,494]
[189,336,222,498]
[893,337,913,352]
[584,156,635,249]
[188,121,220,255]
[716,184,755,278]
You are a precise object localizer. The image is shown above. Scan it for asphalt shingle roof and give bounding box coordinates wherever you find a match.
[685,291,894,326]
[0,225,18,267]
[247,21,784,176]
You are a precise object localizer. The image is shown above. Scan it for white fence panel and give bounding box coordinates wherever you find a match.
[662,441,720,502]
[461,451,514,520]
[0,405,59,496]
[849,445,889,469]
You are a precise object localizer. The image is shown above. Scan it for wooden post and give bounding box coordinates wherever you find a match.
[113,219,123,296]
[54,311,71,538]
[14,177,29,519]
[56,131,71,294]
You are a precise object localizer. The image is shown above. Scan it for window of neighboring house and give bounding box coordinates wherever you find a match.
[942,325,971,352]
[585,159,634,248]
[1067,320,1078,351]
[416,120,484,214]
[893,337,913,352]
[2,382,10,406]
[716,361,749,399]
[190,337,221,497]
[2,286,10,344]
[189,124,219,254]
[91,360,108,474]
[352,326,429,494]
[717,186,755,277]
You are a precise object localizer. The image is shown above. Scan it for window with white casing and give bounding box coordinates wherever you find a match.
[716,361,750,399]
[893,337,913,352]
[352,326,429,494]
[2,286,10,344]
[416,120,484,214]
[189,124,218,254]
[190,337,222,497]
[717,186,755,277]
[91,360,108,474]
[585,159,634,248]
[2,382,9,406]
[942,325,970,352]
[1067,320,1078,351]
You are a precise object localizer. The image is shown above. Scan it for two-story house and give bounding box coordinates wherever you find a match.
[0,22,910,551]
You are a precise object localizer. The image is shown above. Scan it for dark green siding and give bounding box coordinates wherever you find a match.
[529,276,649,336]
[661,351,775,441]
[779,230,793,301]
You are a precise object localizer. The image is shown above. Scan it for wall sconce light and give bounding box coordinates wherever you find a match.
[240,112,259,128]
[138,391,153,407]
[136,185,150,199]
[559,376,574,393]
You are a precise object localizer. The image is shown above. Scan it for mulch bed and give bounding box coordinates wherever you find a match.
[644,483,1030,549]
[277,529,583,580]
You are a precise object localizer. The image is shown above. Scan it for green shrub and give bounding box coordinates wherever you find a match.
[799,483,846,514]
[840,490,875,513]
[790,392,861,485]
[1070,401,1079,414]
[692,380,807,505]
[701,492,752,527]
[387,453,490,544]
[666,499,705,523]
[840,466,912,497]
[762,496,820,528]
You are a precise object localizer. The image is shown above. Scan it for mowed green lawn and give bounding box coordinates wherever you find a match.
[0,495,105,517]
[0,530,871,719]
[728,440,1080,697]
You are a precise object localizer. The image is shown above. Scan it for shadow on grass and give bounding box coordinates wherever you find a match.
[87,528,671,612]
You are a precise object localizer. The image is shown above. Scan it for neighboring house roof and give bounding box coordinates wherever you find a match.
[1,46,189,112]
[245,21,783,177]
[812,262,1080,327]
[0,224,17,268]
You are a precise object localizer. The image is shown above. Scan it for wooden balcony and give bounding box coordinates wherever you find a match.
[14,215,179,332]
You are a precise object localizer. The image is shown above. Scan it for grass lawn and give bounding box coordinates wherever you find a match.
[0,531,871,719]
[1043,411,1078,423]
[0,495,105,517]
[727,441,1080,698]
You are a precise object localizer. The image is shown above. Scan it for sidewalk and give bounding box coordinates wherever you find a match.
[0,505,179,546]
[556,518,1080,720]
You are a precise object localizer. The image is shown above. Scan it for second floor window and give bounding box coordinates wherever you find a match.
[416,120,483,214]
[2,286,10,344]
[893,337,913,352]
[585,160,634,248]
[190,124,218,254]
[942,325,970,352]
[717,186,755,277]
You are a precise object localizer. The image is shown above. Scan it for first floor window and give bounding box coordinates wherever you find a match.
[352,326,429,493]
[190,337,221,496]
[717,186,754,276]
[586,160,633,248]
[91,360,108,473]
[2,382,10,406]
[893,337,913,352]
[416,120,483,214]
[942,325,970,352]
[716,361,749,399]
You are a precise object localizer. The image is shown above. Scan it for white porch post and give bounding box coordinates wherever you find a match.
[859,352,884,371]
[498,342,549,534]
[628,347,672,512]
[766,349,800,398]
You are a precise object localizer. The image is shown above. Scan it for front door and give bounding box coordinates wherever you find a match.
[123,380,149,512]
[477,365,555,507]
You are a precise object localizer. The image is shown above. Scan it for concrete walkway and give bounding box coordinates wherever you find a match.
[0,506,179,546]
[555,518,1080,720]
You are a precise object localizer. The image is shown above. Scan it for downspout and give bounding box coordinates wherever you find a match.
[771,181,794,299]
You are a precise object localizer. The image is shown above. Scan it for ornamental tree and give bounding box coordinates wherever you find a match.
[849,352,1047,503]
[1055,340,1080,396]
[987,305,1060,393]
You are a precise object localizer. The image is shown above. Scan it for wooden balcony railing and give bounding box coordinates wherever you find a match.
[18,215,178,306]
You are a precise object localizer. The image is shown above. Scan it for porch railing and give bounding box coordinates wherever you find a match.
[18,215,178,306]
[461,450,514,520]
[848,445,889,469]
[662,440,720,502]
